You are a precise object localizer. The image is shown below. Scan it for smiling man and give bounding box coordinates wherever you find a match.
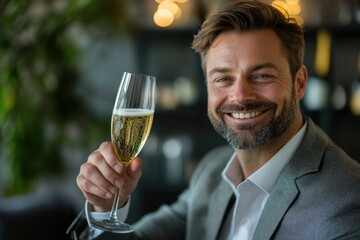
[71,1,360,240]
[205,30,306,159]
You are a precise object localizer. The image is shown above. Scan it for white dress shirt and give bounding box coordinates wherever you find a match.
[86,122,307,239]
[218,122,307,240]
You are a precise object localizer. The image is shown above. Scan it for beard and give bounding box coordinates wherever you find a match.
[208,89,298,150]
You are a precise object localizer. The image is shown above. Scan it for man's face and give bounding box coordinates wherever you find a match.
[206,30,305,150]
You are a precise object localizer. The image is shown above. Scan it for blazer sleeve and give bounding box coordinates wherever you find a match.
[133,145,233,240]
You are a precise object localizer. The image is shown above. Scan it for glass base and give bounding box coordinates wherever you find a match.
[91,218,134,234]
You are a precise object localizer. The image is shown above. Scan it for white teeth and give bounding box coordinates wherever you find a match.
[231,111,261,119]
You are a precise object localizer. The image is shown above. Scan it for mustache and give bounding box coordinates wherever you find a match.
[217,101,277,113]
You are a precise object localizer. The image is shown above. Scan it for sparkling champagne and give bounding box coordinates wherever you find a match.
[111,109,154,165]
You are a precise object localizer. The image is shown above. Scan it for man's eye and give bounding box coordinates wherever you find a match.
[255,74,270,79]
[215,77,230,83]
[252,74,275,82]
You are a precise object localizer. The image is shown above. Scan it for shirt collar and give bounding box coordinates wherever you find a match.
[222,121,307,194]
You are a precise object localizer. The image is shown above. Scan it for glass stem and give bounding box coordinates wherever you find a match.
[108,190,120,221]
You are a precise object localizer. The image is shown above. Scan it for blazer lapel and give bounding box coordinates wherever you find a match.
[206,179,233,240]
[253,118,328,240]
[252,172,299,240]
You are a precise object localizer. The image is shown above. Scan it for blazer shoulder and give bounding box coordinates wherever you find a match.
[189,145,233,185]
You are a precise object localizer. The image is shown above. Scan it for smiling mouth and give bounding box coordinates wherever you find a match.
[230,111,262,119]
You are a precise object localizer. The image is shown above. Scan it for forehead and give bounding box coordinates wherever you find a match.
[206,30,286,73]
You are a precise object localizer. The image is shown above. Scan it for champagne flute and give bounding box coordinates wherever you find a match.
[91,72,156,233]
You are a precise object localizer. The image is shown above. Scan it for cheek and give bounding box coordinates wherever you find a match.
[207,86,224,110]
[263,86,291,114]
[279,91,295,115]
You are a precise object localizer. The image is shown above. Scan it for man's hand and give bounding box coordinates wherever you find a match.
[76,141,142,212]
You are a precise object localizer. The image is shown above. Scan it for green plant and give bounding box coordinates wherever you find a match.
[0,0,133,196]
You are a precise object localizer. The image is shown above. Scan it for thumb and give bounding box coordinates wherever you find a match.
[127,157,142,181]
[118,157,143,206]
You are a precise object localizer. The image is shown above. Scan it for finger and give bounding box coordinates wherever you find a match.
[83,192,114,212]
[129,157,142,172]
[99,142,122,174]
[79,162,119,195]
[76,173,114,199]
[88,149,124,189]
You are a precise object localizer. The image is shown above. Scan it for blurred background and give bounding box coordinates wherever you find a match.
[0,0,359,239]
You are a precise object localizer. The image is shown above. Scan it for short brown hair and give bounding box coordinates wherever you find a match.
[192,0,304,80]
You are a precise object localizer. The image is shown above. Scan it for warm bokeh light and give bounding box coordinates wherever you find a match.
[350,82,360,116]
[153,8,174,27]
[286,0,299,4]
[272,5,288,16]
[272,0,287,10]
[272,0,303,25]
[159,1,179,14]
[153,0,187,27]
[287,3,301,15]
[174,7,182,19]
[314,29,332,77]
[158,0,181,19]
[293,15,304,25]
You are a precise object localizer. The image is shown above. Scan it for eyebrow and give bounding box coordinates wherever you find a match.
[251,63,278,72]
[208,63,279,77]
[208,67,232,77]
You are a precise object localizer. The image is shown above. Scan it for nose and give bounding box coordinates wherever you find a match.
[229,78,256,103]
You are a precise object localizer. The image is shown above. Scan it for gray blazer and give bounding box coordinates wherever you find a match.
[132,118,360,240]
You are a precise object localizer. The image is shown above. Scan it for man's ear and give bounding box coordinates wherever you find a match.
[295,65,308,101]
